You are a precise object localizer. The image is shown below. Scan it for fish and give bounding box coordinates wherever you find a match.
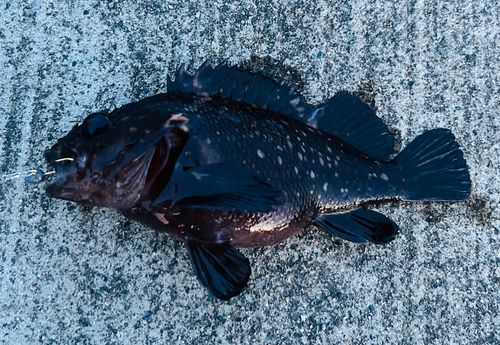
[44,61,471,300]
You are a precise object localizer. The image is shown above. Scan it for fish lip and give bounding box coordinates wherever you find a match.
[44,161,71,198]
[43,146,79,198]
[45,178,63,198]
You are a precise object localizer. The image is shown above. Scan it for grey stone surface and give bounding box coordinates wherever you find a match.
[0,0,498,344]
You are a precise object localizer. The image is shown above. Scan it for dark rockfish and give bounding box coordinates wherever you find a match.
[45,62,471,299]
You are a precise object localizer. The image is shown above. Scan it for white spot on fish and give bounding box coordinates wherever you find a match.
[294,166,299,175]
[334,160,339,167]
[192,172,209,180]
[290,97,300,106]
[310,171,315,178]
[276,145,283,151]
[334,172,339,178]
[257,149,265,159]
[287,140,293,149]
[277,156,283,165]
[298,152,303,161]
[380,173,389,181]
[206,138,211,144]
[323,182,328,191]
[319,157,324,166]
[308,108,320,121]
[154,213,169,225]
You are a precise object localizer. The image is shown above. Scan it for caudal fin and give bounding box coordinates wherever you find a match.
[395,128,471,201]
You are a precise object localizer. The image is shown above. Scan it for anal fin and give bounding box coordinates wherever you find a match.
[185,240,251,300]
[313,208,399,244]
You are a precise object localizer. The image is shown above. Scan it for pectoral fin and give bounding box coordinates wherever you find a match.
[313,208,399,244]
[157,163,281,212]
[185,240,251,300]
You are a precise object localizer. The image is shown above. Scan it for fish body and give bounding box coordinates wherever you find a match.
[45,62,471,299]
[122,94,400,247]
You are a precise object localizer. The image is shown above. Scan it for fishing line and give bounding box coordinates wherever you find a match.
[0,168,55,184]
[0,157,74,184]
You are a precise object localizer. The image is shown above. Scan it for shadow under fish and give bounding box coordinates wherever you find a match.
[44,61,471,300]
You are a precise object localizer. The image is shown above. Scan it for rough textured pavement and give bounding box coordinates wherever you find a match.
[0,1,498,344]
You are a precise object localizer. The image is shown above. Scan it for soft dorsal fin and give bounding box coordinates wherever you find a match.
[168,62,396,161]
[307,92,396,161]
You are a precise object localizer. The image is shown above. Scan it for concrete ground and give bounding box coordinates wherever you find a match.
[0,0,498,344]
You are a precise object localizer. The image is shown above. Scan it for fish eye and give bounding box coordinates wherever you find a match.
[80,113,112,138]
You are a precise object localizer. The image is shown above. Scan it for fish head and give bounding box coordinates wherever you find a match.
[45,107,187,209]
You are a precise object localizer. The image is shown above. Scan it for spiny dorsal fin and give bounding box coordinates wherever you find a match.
[167,61,313,119]
[168,62,396,161]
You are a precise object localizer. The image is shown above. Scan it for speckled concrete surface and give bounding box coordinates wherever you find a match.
[0,1,498,344]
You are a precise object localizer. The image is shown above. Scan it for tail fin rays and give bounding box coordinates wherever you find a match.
[395,129,471,201]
